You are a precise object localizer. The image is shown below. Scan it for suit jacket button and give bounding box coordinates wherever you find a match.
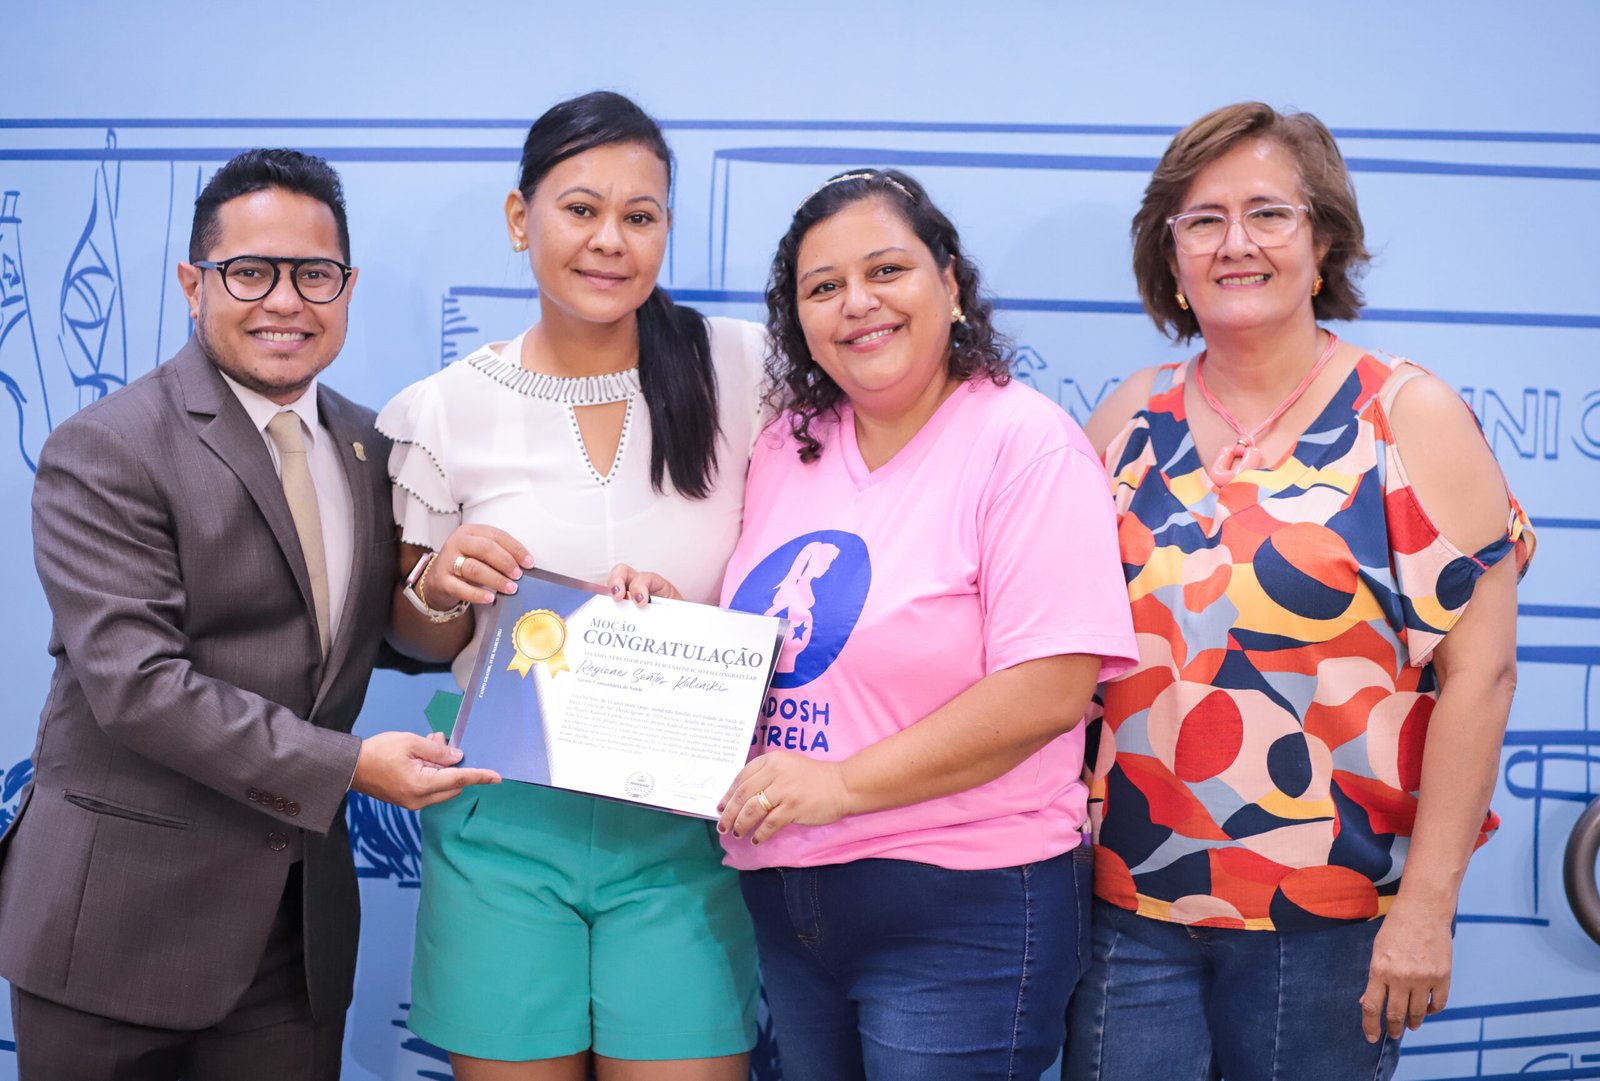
[248,788,261,802]
[285,802,301,817]
[274,797,288,812]
[268,832,289,851]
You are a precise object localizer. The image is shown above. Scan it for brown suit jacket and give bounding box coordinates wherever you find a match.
[0,338,399,1030]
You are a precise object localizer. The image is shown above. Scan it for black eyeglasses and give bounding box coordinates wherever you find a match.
[194,255,354,304]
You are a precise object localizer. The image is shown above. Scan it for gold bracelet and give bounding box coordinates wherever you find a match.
[417,550,439,609]
[404,551,469,624]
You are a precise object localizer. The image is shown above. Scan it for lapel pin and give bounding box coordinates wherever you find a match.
[352,441,367,462]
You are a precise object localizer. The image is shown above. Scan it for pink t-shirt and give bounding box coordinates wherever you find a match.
[720,377,1137,871]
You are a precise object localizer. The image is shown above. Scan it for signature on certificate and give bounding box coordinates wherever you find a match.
[672,769,718,793]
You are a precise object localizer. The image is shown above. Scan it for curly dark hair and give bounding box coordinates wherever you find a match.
[1132,101,1370,343]
[764,168,1012,462]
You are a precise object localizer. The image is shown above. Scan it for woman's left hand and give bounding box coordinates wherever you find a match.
[1360,895,1454,1042]
[718,750,851,844]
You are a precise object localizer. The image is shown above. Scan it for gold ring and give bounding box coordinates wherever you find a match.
[451,554,467,577]
[755,790,774,813]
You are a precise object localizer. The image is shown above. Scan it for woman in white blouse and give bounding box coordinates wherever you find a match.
[379,91,765,1081]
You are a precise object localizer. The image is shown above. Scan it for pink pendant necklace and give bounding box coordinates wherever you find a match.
[1193,330,1339,486]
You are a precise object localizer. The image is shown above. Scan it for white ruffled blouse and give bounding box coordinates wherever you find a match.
[377,316,769,688]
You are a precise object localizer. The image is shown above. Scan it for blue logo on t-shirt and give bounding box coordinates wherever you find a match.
[729,530,871,689]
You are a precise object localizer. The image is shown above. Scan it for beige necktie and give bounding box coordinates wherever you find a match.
[265,411,332,659]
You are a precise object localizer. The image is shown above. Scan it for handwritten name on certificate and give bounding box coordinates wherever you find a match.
[451,568,787,818]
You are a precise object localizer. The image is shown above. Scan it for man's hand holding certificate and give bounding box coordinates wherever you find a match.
[451,569,786,818]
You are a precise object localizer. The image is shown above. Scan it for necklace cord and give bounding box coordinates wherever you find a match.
[1193,330,1340,483]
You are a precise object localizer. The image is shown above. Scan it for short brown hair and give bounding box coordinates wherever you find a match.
[1131,102,1370,342]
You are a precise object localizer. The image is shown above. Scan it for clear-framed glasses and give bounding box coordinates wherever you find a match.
[193,255,354,304]
[1166,204,1310,256]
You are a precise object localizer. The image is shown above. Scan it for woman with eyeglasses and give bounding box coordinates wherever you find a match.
[377,91,764,1081]
[624,168,1137,1080]
[1065,102,1534,1080]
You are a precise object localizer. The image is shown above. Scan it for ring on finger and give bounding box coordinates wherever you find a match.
[755,790,774,813]
[451,554,467,577]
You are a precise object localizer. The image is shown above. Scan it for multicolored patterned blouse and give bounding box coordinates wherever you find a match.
[1086,351,1534,931]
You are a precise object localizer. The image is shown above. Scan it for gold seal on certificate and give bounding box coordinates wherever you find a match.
[507,609,570,677]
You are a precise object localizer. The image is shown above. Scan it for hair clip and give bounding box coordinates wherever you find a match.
[795,170,914,215]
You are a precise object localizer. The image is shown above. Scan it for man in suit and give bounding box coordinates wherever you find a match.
[0,149,499,1079]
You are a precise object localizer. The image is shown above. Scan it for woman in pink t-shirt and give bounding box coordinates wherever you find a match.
[626,169,1137,1080]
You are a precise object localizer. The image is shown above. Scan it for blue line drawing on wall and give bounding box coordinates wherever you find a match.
[391,1007,451,1080]
[0,115,1593,1078]
[751,1000,781,1081]
[153,161,179,374]
[701,142,1600,297]
[348,794,423,887]
[1012,346,1046,394]
[440,292,481,367]
[440,287,535,368]
[57,131,128,411]
[1,759,32,840]
[1500,639,1599,918]
[1054,371,1124,428]
[0,759,29,1052]
[1403,992,1600,1078]
[0,191,49,471]
[2,117,1598,144]
[1462,387,1567,461]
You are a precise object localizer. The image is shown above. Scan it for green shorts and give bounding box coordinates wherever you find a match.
[408,780,758,1062]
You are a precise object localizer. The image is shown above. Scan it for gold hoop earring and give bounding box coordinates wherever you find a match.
[1175,291,1189,311]
[1311,274,1324,297]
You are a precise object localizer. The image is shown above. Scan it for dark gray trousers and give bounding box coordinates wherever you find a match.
[10,863,343,1080]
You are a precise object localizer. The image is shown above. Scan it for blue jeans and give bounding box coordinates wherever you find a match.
[1065,900,1400,1081]
[740,847,1091,1081]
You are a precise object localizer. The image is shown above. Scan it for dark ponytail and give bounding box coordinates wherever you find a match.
[516,91,720,498]
[635,287,718,497]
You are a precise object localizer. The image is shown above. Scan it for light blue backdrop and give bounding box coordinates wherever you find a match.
[1,3,1596,1078]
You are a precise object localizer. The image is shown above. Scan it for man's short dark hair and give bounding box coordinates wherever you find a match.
[188,148,351,262]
